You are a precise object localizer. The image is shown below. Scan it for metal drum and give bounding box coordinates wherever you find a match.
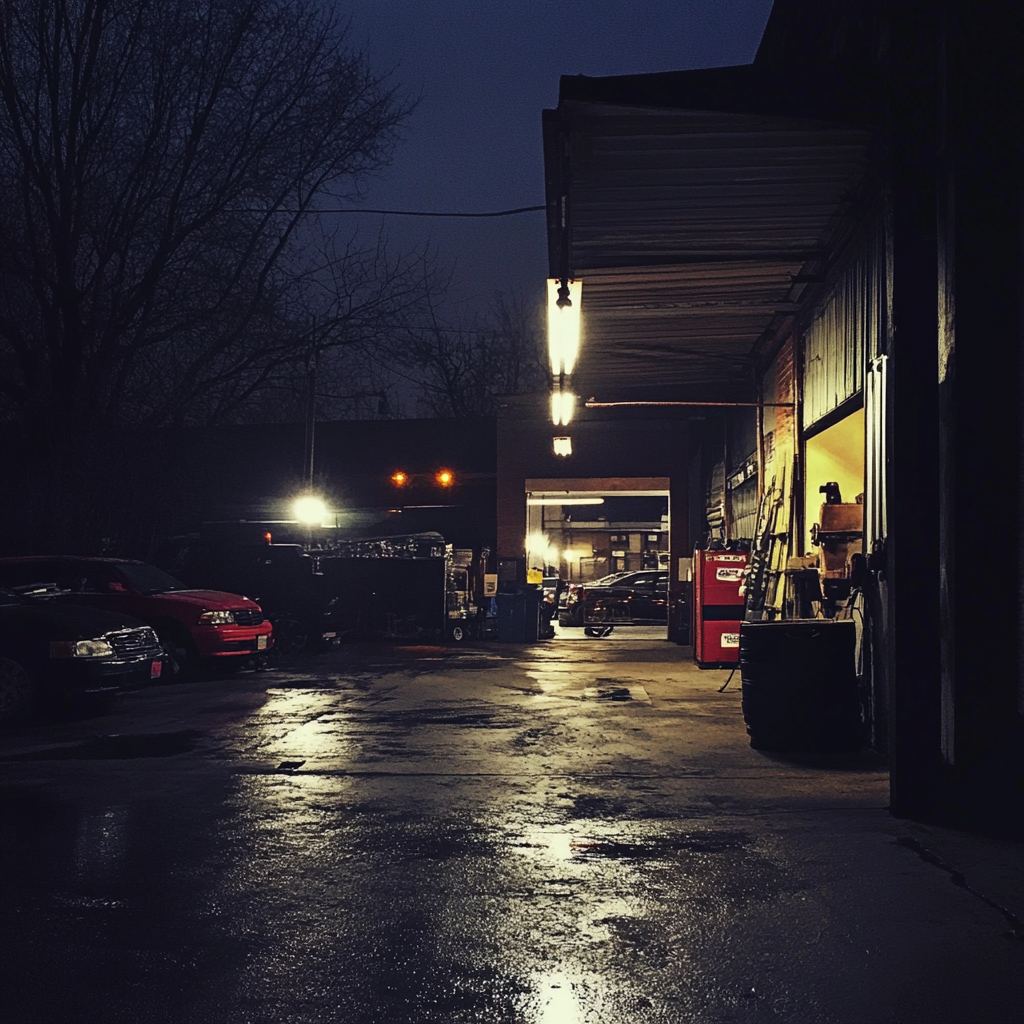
[739,620,862,751]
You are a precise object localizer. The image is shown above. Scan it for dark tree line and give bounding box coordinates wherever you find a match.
[0,0,422,547]
[0,0,545,552]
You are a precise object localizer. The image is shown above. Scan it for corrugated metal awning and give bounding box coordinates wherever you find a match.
[543,69,877,402]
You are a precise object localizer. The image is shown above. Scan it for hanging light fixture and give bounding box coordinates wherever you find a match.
[549,390,575,426]
[547,278,582,433]
[547,278,582,376]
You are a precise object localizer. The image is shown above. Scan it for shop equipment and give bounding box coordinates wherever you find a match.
[693,548,748,667]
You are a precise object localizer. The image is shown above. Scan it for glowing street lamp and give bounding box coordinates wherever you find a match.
[293,494,327,525]
[390,470,408,487]
[435,468,455,487]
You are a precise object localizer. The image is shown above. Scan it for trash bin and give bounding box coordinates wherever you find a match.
[495,587,542,642]
[739,620,861,751]
[523,586,542,641]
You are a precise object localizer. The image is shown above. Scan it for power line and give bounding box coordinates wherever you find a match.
[256,204,546,218]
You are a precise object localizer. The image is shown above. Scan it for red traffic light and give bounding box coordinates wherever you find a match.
[435,468,454,487]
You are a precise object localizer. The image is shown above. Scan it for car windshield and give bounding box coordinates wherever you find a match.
[114,562,190,595]
[593,572,629,585]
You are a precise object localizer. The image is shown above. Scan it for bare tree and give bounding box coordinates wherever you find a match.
[197,220,430,424]
[0,0,415,547]
[392,278,547,419]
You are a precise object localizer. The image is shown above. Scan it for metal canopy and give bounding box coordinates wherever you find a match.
[543,76,876,402]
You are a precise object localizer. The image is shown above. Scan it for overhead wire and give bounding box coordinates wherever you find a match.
[236,205,546,218]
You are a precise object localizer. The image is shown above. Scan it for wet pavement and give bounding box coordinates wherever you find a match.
[2,629,1022,1023]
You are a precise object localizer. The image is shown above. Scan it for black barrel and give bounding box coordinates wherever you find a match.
[739,620,861,751]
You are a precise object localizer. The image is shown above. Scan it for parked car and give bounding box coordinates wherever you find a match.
[0,557,272,676]
[160,541,330,656]
[580,570,669,628]
[0,584,164,723]
[559,571,632,626]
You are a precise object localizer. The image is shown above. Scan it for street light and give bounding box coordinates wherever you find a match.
[435,468,455,487]
[293,494,327,525]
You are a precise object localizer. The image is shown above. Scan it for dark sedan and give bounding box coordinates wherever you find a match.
[582,570,669,627]
[0,585,164,723]
[558,571,632,626]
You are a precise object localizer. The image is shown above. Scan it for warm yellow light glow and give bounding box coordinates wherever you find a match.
[293,494,327,525]
[552,436,573,456]
[562,548,589,562]
[547,279,582,376]
[526,532,558,567]
[527,495,602,505]
[526,532,548,557]
[550,390,575,426]
[435,468,454,487]
[534,970,583,1024]
[390,470,408,486]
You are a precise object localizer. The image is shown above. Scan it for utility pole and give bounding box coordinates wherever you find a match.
[303,343,318,489]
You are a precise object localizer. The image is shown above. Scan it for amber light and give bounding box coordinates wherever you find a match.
[390,471,408,487]
[436,469,454,487]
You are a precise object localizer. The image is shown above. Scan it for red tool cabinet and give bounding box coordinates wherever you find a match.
[693,549,748,667]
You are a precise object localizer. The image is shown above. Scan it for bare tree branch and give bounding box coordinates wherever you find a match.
[0,0,420,548]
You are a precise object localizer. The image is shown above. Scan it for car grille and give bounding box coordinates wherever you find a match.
[106,627,161,659]
[231,608,265,627]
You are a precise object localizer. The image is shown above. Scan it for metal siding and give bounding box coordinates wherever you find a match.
[801,220,883,428]
[546,103,873,399]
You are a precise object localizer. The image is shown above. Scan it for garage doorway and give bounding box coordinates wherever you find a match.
[525,480,671,641]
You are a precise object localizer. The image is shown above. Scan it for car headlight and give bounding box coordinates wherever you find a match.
[199,610,235,625]
[49,639,115,658]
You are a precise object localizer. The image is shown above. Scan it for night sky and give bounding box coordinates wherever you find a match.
[335,1,775,316]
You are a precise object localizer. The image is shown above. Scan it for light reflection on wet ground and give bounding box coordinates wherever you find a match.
[1,640,1021,1023]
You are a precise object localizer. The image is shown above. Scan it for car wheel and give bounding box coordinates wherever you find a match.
[271,616,308,658]
[156,626,197,680]
[449,625,466,642]
[0,658,35,724]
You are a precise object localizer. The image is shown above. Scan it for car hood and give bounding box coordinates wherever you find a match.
[150,590,260,610]
[0,601,148,638]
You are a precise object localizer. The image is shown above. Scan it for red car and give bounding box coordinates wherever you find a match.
[0,557,272,676]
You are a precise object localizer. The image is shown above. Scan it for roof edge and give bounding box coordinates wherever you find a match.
[557,63,881,126]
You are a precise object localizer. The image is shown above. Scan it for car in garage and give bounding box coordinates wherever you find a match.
[580,570,670,628]
[0,557,272,676]
[0,584,164,723]
[558,571,632,626]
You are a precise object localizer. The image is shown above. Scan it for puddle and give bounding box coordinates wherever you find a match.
[369,705,512,729]
[582,684,650,703]
[569,832,747,861]
[3,730,203,760]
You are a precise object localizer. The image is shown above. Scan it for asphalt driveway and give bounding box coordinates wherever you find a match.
[1,637,1021,1023]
